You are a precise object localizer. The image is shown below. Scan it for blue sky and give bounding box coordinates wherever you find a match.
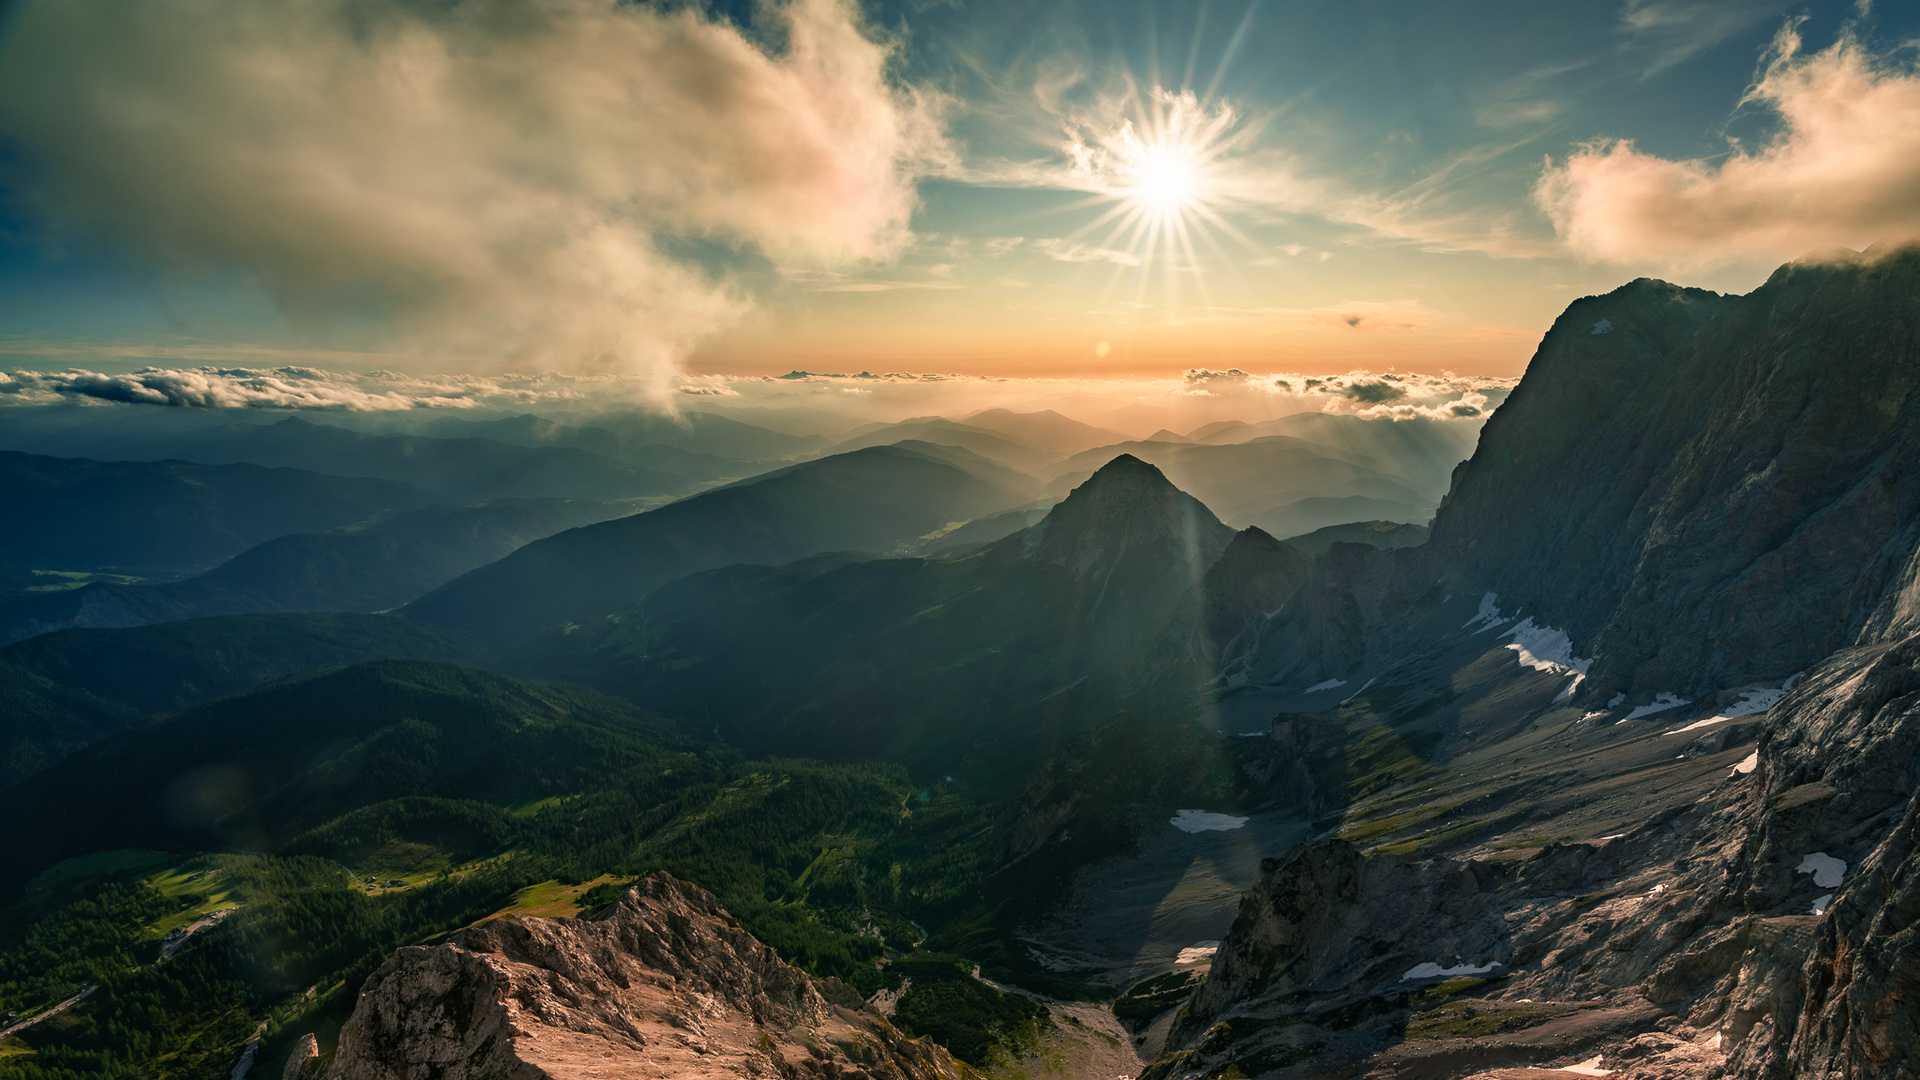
[1,0,1916,385]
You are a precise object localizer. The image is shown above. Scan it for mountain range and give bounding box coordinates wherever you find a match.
[402,443,1034,650]
[0,496,620,644]
[11,251,1920,1080]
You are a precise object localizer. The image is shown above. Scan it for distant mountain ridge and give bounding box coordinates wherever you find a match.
[0,451,445,574]
[1042,434,1437,537]
[404,444,1032,650]
[562,455,1309,774]
[36,415,692,502]
[0,498,620,645]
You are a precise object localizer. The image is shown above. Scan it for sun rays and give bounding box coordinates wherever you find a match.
[1057,86,1261,323]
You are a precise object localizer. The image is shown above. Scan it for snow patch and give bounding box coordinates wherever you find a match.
[1506,618,1591,676]
[1340,677,1378,704]
[1619,693,1690,723]
[1175,941,1220,964]
[1553,673,1586,703]
[1731,751,1759,775]
[1463,592,1506,632]
[1796,852,1846,888]
[1170,810,1249,833]
[1560,1056,1613,1076]
[1590,319,1613,335]
[1607,692,1626,708]
[1302,678,1347,693]
[1581,711,1609,722]
[1665,687,1786,735]
[1399,960,1502,981]
[1810,894,1834,915]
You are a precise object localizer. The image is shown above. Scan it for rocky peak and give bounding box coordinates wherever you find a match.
[310,873,973,1080]
[1258,244,1920,703]
[1026,454,1235,577]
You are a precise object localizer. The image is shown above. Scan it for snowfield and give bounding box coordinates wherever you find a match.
[1169,810,1249,833]
[1400,960,1503,981]
[1796,851,1846,888]
[1621,693,1690,722]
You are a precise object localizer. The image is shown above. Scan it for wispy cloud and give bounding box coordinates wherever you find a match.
[1618,0,1782,77]
[1030,238,1143,266]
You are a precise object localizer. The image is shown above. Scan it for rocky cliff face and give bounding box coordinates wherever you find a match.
[1152,633,1920,1077]
[305,873,974,1080]
[1147,246,1920,1080]
[1254,245,1920,707]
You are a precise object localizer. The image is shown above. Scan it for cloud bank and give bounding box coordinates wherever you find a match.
[0,364,1515,433]
[0,0,947,398]
[0,367,608,411]
[1537,24,1920,267]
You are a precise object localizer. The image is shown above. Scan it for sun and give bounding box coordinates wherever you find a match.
[1058,87,1251,282]
[1128,141,1204,217]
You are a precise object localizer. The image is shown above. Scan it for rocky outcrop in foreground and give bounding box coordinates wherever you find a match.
[1151,636,1920,1079]
[303,873,974,1080]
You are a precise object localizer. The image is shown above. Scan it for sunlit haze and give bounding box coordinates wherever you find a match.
[3,0,1917,412]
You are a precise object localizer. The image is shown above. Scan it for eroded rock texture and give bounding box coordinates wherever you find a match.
[313,873,974,1080]
[1147,246,1920,1079]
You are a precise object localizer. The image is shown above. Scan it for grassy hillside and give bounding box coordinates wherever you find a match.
[0,659,1051,1080]
[0,662,681,878]
[0,615,490,787]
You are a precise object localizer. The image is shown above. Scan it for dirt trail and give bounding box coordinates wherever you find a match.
[0,985,96,1043]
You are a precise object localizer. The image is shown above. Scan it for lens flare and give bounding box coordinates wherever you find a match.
[1059,86,1254,296]
[1128,141,1204,217]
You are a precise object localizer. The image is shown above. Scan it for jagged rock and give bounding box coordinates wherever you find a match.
[282,1033,321,1080]
[1196,527,1313,687]
[1148,245,1920,1079]
[1254,244,1920,704]
[320,873,974,1080]
[1175,841,1511,1046]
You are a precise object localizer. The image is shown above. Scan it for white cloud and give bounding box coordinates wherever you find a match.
[1030,238,1143,266]
[1,364,1516,433]
[1537,24,1920,267]
[0,0,950,401]
[0,366,618,411]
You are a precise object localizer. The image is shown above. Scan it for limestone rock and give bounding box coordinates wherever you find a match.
[320,872,974,1080]
[282,1033,321,1080]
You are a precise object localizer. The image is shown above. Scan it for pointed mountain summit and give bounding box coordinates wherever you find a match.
[1026,454,1237,577]
[566,456,1280,769]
